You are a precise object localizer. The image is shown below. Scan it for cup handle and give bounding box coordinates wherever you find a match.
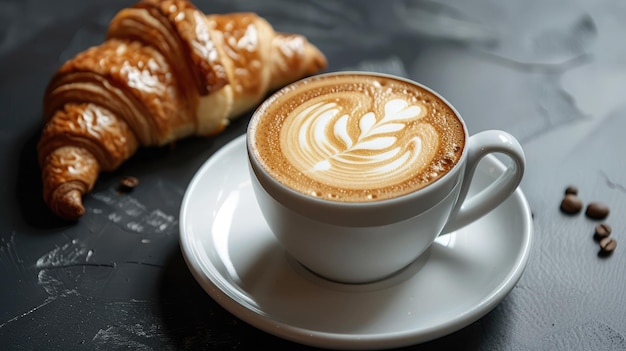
[442,130,525,233]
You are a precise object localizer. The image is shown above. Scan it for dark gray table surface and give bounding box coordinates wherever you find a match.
[1,0,625,350]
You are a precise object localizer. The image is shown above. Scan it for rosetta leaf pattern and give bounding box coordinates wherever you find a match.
[344,98,423,155]
[308,98,425,173]
[281,88,444,197]
[285,96,431,190]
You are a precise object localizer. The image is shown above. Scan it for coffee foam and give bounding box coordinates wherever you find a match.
[249,74,465,202]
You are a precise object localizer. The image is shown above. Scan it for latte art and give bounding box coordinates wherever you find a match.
[281,95,437,192]
[249,73,465,202]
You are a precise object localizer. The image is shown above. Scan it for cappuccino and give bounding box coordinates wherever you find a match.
[248,73,465,202]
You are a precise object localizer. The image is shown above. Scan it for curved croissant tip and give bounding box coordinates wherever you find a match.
[53,189,85,221]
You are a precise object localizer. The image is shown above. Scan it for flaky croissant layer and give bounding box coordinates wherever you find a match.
[39,0,327,220]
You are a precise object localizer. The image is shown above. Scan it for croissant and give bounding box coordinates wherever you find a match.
[38,0,327,220]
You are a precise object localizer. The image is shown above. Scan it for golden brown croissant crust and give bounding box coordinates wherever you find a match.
[39,0,327,221]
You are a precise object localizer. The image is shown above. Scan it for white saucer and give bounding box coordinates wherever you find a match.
[179,135,533,350]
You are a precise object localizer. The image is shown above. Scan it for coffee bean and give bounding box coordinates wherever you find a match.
[118,176,139,192]
[565,185,578,196]
[560,194,583,214]
[585,202,610,220]
[594,224,612,241]
[599,237,617,254]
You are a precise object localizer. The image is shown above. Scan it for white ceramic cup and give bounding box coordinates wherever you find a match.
[247,72,525,284]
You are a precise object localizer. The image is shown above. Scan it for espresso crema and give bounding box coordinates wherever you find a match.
[249,73,465,202]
